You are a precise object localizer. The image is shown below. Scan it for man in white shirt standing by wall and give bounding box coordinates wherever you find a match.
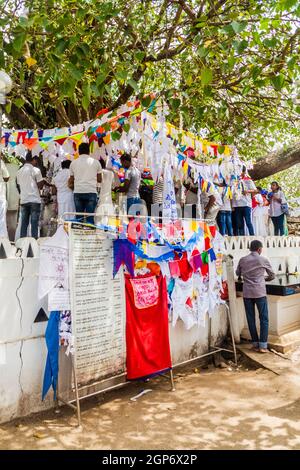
[0,155,10,237]
[68,143,102,224]
[16,152,44,239]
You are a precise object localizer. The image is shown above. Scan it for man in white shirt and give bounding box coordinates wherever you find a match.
[69,143,102,224]
[0,157,10,237]
[16,152,44,239]
[232,166,257,236]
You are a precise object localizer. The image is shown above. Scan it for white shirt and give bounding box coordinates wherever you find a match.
[53,169,73,203]
[219,187,232,211]
[269,190,286,217]
[16,164,43,204]
[124,166,141,198]
[70,154,102,194]
[0,160,9,201]
[232,178,256,208]
[185,176,198,205]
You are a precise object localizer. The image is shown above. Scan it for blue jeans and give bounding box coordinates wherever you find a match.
[20,203,41,239]
[243,297,269,349]
[74,193,98,224]
[235,206,254,235]
[127,197,143,215]
[217,210,233,236]
[271,214,284,236]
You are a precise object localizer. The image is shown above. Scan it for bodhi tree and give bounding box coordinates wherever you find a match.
[1,0,300,179]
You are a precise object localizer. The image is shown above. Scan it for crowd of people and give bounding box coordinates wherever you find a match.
[0,143,289,240]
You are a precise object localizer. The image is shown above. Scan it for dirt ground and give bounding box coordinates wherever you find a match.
[1,357,300,450]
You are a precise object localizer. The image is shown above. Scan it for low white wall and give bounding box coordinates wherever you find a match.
[0,239,228,424]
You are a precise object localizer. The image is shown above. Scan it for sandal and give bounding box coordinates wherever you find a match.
[259,348,269,353]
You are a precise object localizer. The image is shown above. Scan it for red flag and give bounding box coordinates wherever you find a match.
[125,274,172,380]
[96,107,109,117]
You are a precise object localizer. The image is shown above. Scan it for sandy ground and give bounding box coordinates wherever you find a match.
[1,358,300,450]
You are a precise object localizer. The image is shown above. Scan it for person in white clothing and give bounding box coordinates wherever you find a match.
[0,158,10,238]
[69,143,102,224]
[252,187,269,237]
[16,152,46,239]
[95,159,115,224]
[53,160,75,218]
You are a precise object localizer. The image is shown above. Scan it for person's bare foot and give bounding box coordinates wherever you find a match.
[259,348,269,353]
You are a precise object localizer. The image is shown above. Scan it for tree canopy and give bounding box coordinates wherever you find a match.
[1,0,300,178]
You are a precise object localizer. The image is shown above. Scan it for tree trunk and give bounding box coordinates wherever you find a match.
[249,142,300,180]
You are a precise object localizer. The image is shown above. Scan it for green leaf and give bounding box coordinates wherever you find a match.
[12,33,26,52]
[123,123,130,133]
[67,64,84,81]
[271,74,285,91]
[0,49,4,68]
[51,53,62,66]
[201,67,213,87]
[226,136,235,144]
[91,83,100,97]
[197,46,208,58]
[233,39,248,54]
[82,94,90,111]
[14,98,25,108]
[231,21,247,34]
[135,51,145,62]
[218,145,225,154]
[283,0,297,8]
[115,69,128,81]
[55,38,69,54]
[242,85,251,95]
[5,101,11,114]
[295,106,300,114]
[260,19,270,31]
[263,37,277,48]
[96,68,108,86]
[252,66,262,80]
[169,98,181,111]
[222,24,234,34]
[128,78,139,91]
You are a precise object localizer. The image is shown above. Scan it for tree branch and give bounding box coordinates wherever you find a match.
[249,142,300,180]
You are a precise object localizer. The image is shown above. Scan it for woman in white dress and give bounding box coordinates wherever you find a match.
[252,187,269,237]
[53,160,75,219]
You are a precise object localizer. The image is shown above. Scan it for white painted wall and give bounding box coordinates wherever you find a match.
[1,234,300,423]
[0,238,228,424]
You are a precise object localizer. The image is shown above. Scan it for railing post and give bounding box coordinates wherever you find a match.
[225,254,240,344]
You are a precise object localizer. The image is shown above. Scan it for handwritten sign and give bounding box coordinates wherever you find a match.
[130,276,159,309]
[38,226,69,299]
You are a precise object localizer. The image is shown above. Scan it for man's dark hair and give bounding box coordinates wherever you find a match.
[250,240,263,252]
[120,153,132,163]
[242,165,247,173]
[25,151,33,162]
[78,142,90,155]
[62,160,71,169]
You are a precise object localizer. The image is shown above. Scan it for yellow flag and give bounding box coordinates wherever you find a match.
[26,57,37,67]
[103,134,111,145]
